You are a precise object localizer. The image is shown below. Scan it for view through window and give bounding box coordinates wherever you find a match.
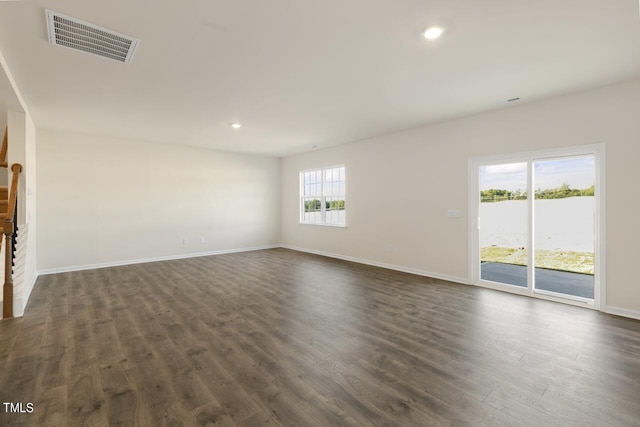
[478,154,596,302]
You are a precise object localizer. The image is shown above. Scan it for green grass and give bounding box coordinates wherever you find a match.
[481,246,594,275]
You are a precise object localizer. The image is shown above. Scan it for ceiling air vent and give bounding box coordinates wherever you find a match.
[45,10,139,64]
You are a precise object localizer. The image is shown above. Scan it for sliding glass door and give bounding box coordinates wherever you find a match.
[471,146,603,307]
[533,156,595,300]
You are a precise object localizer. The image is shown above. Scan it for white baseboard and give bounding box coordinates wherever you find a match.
[603,305,640,321]
[20,273,39,314]
[1,277,37,319]
[37,245,280,276]
[280,244,470,286]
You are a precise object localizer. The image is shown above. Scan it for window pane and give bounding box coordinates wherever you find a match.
[304,198,321,212]
[303,197,322,224]
[533,156,595,299]
[480,162,528,287]
[325,197,345,225]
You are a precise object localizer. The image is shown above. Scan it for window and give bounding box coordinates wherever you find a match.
[300,165,346,226]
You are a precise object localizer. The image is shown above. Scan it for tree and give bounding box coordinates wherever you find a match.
[482,184,593,202]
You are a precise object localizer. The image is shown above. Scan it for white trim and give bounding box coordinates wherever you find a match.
[603,305,640,321]
[474,278,599,310]
[467,157,476,288]
[528,159,534,293]
[297,223,348,229]
[21,273,39,312]
[469,143,605,164]
[280,244,470,285]
[534,288,594,305]
[37,245,280,275]
[595,147,606,309]
[12,273,38,318]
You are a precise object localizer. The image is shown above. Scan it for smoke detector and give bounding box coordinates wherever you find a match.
[45,10,139,64]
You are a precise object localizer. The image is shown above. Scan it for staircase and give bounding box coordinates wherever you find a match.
[0,126,23,319]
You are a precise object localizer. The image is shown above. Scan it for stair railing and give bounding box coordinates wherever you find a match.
[3,163,22,318]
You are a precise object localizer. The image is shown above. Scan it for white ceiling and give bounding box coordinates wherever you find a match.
[0,0,639,157]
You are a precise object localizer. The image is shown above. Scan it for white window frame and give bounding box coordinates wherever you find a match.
[468,144,605,311]
[299,165,347,227]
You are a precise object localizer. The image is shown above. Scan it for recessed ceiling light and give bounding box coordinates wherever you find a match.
[230,123,242,129]
[423,26,444,40]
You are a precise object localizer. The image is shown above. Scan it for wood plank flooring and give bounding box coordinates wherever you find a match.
[1,248,639,426]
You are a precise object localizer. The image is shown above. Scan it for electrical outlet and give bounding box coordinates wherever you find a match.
[447,209,461,218]
[200,237,205,244]
[182,238,188,245]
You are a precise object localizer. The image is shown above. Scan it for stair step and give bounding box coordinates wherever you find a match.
[0,186,7,199]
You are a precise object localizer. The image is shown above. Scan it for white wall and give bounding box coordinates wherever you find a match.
[281,79,640,315]
[5,110,37,316]
[0,102,6,132]
[37,129,281,271]
[22,112,36,311]
[0,98,6,188]
[1,44,38,316]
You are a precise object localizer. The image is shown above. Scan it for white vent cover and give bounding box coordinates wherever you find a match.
[45,10,138,64]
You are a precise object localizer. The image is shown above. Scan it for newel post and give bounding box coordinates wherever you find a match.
[2,217,14,318]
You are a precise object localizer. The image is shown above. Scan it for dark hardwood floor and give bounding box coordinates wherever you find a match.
[1,248,639,426]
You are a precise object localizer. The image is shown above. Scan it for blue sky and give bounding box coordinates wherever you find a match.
[480,156,595,192]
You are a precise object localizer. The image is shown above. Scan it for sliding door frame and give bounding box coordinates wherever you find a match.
[468,144,606,310]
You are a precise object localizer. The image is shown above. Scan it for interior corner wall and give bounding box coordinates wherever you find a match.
[36,129,281,271]
[0,104,7,186]
[281,79,640,315]
[22,112,36,313]
[0,110,6,135]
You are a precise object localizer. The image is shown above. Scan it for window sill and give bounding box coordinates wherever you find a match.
[299,222,348,228]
